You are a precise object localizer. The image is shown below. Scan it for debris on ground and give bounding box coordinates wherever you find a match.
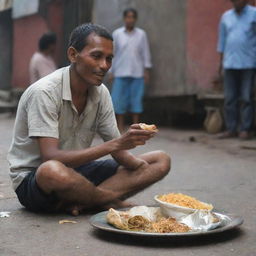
[0,211,10,217]
[59,219,77,224]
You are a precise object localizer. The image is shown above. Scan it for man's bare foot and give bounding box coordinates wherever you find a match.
[65,205,84,216]
[102,199,136,210]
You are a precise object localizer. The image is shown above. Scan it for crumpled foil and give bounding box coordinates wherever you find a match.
[179,210,231,231]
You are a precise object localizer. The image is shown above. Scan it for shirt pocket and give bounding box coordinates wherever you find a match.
[78,128,96,147]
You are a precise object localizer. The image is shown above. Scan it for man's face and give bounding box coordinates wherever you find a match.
[231,0,248,12]
[124,11,137,30]
[69,33,113,87]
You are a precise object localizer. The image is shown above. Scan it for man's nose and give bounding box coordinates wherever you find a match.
[99,59,109,71]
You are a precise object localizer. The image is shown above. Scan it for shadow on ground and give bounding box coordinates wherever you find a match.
[91,228,244,248]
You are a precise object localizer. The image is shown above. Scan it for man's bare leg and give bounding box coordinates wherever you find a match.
[35,150,170,214]
[35,160,121,212]
[98,150,171,199]
[132,113,140,124]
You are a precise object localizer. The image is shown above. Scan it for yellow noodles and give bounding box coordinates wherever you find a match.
[151,217,190,233]
[158,193,213,210]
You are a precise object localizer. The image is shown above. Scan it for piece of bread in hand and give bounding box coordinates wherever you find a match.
[139,123,158,132]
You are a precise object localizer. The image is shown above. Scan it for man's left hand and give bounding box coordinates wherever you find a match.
[144,70,150,84]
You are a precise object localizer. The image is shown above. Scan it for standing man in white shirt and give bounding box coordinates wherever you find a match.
[29,32,57,84]
[109,8,152,132]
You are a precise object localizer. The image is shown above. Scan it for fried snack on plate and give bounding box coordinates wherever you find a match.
[139,123,158,132]
[158,193,213,210]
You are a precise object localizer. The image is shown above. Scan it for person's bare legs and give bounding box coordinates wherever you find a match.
[116,114,125,133]
[98,150,171,199]
[35,151,170,214]
[35,160,121,214]
[132,113,140,124]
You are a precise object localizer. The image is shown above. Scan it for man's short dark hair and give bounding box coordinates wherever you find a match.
[39,32,57,51]
[123,8,138,18]
[68,23,113,52]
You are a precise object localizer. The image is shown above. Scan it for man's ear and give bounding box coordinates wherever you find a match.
[67,47,78,63]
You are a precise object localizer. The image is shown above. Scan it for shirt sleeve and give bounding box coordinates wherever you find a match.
[96,86,120,141]
[217,15,226,53]
[26,89,59,138]
[141,31,152,69]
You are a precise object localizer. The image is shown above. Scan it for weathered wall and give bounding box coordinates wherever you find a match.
[12,14,48,88]
[0,9,13,90]
[12,0,63,88]
[93,0,188,97]
[186,0,232,92]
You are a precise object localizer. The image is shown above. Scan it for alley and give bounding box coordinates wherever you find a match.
[0,113,255,256]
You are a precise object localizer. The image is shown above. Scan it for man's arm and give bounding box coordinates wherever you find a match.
[219,53,224,76]
[141,32,152,85]
[38,124,154,168]
[217,15,226,76]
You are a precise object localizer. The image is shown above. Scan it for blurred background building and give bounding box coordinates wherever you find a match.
[0,0,255,126]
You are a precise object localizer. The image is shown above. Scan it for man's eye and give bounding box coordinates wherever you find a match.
[107,57,113,63]
[92,54,101,59]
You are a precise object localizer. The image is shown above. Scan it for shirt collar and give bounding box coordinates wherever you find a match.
[233,4,249,15]
[62,66,100,104]
[123,26,137,34]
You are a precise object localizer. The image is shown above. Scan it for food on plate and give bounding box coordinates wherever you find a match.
[106,207,190,233]
[157,193,213,210]
[152,217,190,233]
[139,123,158,132]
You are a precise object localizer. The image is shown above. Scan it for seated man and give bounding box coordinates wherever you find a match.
[8,23,170,216]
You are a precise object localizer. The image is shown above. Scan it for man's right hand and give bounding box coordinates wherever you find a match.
[113,124,156,151]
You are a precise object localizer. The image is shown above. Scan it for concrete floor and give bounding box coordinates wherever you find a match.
[0,113,255,256]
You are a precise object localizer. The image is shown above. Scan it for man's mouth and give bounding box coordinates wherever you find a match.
[94,72,105,78]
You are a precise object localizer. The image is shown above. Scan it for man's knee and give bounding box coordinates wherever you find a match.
[155,150,171,177]
[36,160,74,191]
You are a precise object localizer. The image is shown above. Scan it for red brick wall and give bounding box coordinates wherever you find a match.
[12,14,48,88]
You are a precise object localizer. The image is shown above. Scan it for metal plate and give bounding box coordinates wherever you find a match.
[89,210,243,237]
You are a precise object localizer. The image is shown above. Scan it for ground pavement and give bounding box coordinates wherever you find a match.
[0,113,255,256]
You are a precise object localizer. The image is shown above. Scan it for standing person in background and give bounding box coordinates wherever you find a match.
[217,0,256,140]
[29,32,57,84]
[109,8,152,133]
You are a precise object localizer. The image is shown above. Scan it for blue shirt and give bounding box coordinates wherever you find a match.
[218,5,256,69]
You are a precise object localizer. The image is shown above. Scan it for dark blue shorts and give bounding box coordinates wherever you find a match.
[15,159,119,213]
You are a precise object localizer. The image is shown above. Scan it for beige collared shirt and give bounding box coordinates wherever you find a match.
[8,66,120,190]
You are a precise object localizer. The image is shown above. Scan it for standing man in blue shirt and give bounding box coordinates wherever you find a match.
[109,8,152,133]
[218,0,256,139]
